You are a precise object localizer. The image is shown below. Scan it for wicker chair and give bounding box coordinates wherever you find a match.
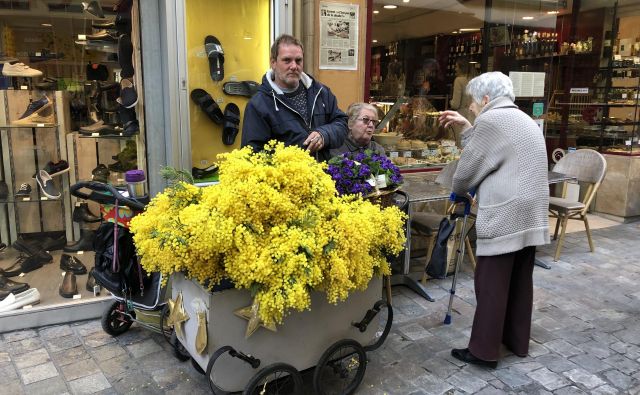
[548,149,607,261]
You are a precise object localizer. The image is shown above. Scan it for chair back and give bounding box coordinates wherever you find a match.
[553,149,607,211]
[553,149,607,184]
[435,160,458,189]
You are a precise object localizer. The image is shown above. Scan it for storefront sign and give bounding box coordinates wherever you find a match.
[319,2,358,70]
[532,102,544,118]
[509,72,545,97]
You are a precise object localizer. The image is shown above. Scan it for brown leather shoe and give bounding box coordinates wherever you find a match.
[59,271,77,298]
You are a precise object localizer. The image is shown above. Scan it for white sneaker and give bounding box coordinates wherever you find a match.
[0,288,41,312]
[1,62,43,77]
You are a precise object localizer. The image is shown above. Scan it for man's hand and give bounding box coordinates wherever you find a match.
[438,110,472,130]
[304,131,324,153]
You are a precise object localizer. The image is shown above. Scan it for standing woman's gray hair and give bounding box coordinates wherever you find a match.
[466,71,515,104]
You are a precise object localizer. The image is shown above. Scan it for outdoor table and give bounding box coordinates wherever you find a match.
[392,172,451,302]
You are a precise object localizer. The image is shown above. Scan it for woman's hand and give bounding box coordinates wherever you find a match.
[438,110,472,130]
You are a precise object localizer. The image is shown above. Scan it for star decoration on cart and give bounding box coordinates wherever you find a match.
[234,299,277,338]
[166,291,190,338]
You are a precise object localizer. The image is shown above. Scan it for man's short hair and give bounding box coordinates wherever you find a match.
[270,34,304,61]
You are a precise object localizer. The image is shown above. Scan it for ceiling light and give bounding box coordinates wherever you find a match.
[373,10,379,14]
[459,28,480,32]
[41,23,52,27]
[547,10,559,14]
[372,39,378,43]
[522,16,534,20]
[383,5,397,9]
[469,61,478,64]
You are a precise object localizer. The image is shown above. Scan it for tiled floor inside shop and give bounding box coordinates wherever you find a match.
[1,214,639,394]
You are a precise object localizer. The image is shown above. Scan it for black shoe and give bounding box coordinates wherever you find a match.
[63,230,95,253]
[1,252,52,277]
[12,237,54,259]
[192,164,219,179]
[41,235,67,252]
[60,254,87,275]
[0,274,29,300]
[451,348,497,369]
[86,268,100,294]
[72,203,101,223]
[59,271,78,298]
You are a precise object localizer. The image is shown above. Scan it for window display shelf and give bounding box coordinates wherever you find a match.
[77,133,136,140]
[0,124,59,128]
[0,197,65,204]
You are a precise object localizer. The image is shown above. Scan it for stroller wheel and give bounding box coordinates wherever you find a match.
[101,301,134,336]
[170,331,191,361]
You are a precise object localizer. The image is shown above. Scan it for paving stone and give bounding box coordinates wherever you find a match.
[61,358,100,382]
[124,338,163,358]
[475,385,507,395]
[1,380,25,394]
[113,327,153,346]
[46,335,83,353]
[610,342,640,360]
[563,367,606,389]
[602,354,640,375]
[535,353,581,373]
[18,361,59,385]
[446,369,488,393]
[97,354,138,378]
[14,348,50,369]
[602,369,633,391]
[0,361,19,384]
[576,340,613,358]
[52,346,91,367]
[8,337,44,355]
[3,329,38,342]
[0,351,11,362]
[39,325,73,340]
[24,375,70,395]
[527,341,550,358]
[73,320,103,337]
[570,352,613,374]
[67,372,111,395]
[591,384,621,394]
[412,372,454,394]
[397,322,434,341]
[613,328,640,346]
[88,343,127,362]
[544,339,583,358]
[554,385,588,394]
[527,367,570,391]
[493,366,533,389]
[82,332,117,348]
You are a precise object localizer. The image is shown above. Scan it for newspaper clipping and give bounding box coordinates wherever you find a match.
[319,2,358,70]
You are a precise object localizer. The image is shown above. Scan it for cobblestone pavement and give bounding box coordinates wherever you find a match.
[1,216,639,394]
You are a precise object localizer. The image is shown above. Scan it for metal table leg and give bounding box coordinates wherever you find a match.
[390,273,435,302]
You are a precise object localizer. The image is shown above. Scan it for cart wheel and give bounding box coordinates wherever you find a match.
[206,346,238,395]
[101,301,133,336]
[191,357,205,375]
[243,363,303,395]
[170,331,191,362]
[159,304,173,344]
[313,339,367,395]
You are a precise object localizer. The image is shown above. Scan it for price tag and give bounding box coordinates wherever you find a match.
[78,34,86,40]
[375,175,387,189]
[36,123,45,127]
[403,151,412,158]
[40,197,48,201]
[421,149,429,157]
[22,305,33,310]
[626,140,632,146]
[73,294,82,300]
[35,52,41,57]
[614,54,622,61]
[61,272,66,277]
[91,133,100,137]
[93,285,101,296]
[117,179,124,183]
[634,56,640,64]
[389,151,398,158]
[19,273,25,277]
[77,251,84,255]
[622,93,627,99]
[22,197,30,201]
[20,85,28,90]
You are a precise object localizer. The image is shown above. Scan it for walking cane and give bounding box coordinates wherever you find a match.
[444,192,473,325]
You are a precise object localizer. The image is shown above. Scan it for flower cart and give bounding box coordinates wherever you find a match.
[130,143,407,394]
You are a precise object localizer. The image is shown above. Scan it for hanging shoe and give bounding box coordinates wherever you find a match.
[1,62,43,77]
[35,170,61,199]
[73,203,101,223]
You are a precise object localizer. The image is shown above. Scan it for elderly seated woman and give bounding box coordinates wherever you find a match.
[329,102,385,156]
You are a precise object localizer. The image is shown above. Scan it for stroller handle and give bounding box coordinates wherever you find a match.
[70,181,147,211]
[449,191,474,215]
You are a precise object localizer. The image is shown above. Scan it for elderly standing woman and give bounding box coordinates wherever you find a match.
[330,102,386,156]
[438,72,549,368]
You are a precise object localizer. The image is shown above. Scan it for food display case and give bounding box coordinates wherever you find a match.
[371,95,461,170]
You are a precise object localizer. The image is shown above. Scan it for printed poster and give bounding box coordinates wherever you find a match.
[319,2,358,70]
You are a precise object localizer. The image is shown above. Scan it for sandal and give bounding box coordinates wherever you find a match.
[205,35,224,82]
[190,89,224,125]
[223,81,259,97]
[222,103,240,145]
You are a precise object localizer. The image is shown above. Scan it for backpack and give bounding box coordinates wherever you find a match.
[92,221,145,296]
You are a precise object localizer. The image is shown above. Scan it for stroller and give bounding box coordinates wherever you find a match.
[70,181,189,359]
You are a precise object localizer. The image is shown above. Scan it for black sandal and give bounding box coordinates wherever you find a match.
[190,89,224,125]
[223,81,259,97]
[222,103,240,145]
[205,35,224,82]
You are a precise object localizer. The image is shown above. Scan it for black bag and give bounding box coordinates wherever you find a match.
[92,221,145,296]
[426,217,456,279]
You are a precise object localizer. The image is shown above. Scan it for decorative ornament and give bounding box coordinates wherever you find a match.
[234,299,277,338]
[167,291,190,338]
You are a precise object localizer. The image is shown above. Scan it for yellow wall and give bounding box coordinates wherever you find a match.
[185,0,271,168]
[313,0,368,111]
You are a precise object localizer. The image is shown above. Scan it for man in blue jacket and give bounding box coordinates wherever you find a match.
[241,34,348,161]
